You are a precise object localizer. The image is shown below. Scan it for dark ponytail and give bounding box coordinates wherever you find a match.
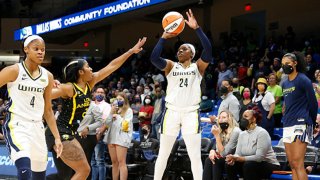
[63,59,86,83]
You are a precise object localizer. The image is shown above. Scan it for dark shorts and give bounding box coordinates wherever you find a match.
[45,126,75,151]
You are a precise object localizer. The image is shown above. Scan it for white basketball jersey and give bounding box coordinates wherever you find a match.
[7,62,49,121]
[165,62,202,111]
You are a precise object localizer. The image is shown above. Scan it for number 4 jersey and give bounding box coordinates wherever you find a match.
[6,62,48,122]
[165,62,202,111]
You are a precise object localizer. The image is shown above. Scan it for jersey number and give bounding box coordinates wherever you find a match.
[179,78,188,87]
[30,96,35,108]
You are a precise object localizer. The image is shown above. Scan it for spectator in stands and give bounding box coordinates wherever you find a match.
[252,77,275,137]
[141,124,152,141]
[217,61,233,92]
[79,86,111,180]
[270,57,283,81]
[306,116,320,174]
[203,110,241,180]
[200,94,213,113]
[313,69,320,113]
[104,92,133,180]
[281,52,317,180]
[251,60,271,90]
[225,106,280,179]
[231,77,244,100]
[151,86,165,139]
[139,95,154,138]
[267,73,283,128]
[131,94,142,131]
[305,53,317,82]
[239,87,254,121]
[214,79,240,122]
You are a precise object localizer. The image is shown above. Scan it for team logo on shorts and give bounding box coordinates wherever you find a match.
[62,134,70,140]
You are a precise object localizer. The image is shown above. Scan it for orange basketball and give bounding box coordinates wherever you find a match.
[162,11,185,35]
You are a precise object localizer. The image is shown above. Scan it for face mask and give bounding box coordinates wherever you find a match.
[141,129,148,135]
[243,92,250,99]
[131,81,135,85]
[144,89,150,94]
[221,95,226,100]
[145,99,151,104]
[282,64,294,74]
[117,100,124,107]
[202,96,208,100]
[95,94,104,102]
[135,98,140,103]
[220,86,229,95]
[219,122,229,131]
[239,118,249,131]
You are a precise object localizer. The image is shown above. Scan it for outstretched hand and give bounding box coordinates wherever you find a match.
[185,9,199,30]
[54,138,63,158]
[130,37,147,54]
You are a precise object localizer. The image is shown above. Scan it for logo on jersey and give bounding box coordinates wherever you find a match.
[40,79,46,82]
[18,84,45,93]
[172,71,196,76]
[21,77,28,80]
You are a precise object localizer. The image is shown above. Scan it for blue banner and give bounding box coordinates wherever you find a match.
[0,145,57,176]
[14,0,168,41]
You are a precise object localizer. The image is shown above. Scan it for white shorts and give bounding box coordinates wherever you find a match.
[160,108,200,136]
[3,113,48,171]
[283,124,313,144]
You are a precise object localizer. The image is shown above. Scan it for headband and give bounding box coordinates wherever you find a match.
[24,35,44,47]
[63,59,85,79]
[183,43,196,59]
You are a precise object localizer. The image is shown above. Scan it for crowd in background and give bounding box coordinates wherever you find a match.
[1,25,320,178]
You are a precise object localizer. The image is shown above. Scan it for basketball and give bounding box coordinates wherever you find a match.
[162,11,185,35]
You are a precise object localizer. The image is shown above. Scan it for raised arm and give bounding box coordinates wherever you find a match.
[185,9,212,75]
[150,32,175,76]
[89,37,146,87]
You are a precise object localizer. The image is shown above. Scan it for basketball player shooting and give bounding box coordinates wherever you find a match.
[150,9,213,180]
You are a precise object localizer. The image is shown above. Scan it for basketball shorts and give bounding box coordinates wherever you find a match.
[3,113,48,171]
[283,124,313,144]
[160,108,200,136]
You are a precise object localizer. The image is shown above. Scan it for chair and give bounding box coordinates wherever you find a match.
[305,146,318,166]
[139,138,160,179]
[272,146,288,170]
[106,140,143,180]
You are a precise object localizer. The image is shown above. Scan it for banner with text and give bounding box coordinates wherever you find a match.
[14,0,167,40]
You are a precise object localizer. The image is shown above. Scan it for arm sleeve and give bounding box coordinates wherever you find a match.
[150,38,168,70]
[229,99,240,122]
[244,131,271,162]
[196,27,212,63]
[88,105,104,131]
[305,78,318,123]
[220,128,241,157]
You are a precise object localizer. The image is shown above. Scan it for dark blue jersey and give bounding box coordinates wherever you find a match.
[282,73,317,127]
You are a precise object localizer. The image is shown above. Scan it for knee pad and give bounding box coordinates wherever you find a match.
[15,157,31,180]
